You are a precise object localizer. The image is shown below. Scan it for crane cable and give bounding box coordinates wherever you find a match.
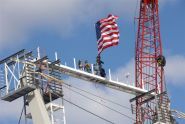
[64,82,131,110]
[31,71,131,111]
[50,89,115,124]
[29,84,115,124]
[16,86,115,124]
[30,71,135,121]
[60,85,135,121]
[17,104,25,124]
[63,98,115,124]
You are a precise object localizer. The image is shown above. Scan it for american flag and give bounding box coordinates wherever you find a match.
[95,14,119,55]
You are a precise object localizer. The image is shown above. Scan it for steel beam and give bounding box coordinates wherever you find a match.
[0,49,25,65]
[50,63,154,96]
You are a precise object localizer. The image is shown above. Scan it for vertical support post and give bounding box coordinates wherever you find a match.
[17,55,21,79]
[55,52,58,61]
[73,58,76,69]
[37,47,41,59]
[50,104,54,124]
[109,69,111,81]
[91,64,94,74]
[17,55,21,90]
[63,107,67,124]
[0,70,3,97]
[4,63,8,94]
[14,77,16,90]
[13,64,16,90]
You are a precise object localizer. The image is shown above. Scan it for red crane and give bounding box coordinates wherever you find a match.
[135,0,166,123]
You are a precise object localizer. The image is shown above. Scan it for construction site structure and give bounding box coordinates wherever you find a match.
[133,0,171,123]
[0,49,66,124]
[0,47,182,124]
[0,48,156,124]
[0,0,184,124]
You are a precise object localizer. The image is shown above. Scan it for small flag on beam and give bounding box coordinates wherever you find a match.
[95,14,120,55]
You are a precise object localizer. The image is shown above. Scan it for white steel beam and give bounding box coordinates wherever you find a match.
[51,63,154,96]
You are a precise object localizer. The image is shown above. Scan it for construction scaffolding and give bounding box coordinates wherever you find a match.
[0,49,66,124]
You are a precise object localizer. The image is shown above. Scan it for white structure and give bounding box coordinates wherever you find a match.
[0,49,66,124]
[1,49,183,124]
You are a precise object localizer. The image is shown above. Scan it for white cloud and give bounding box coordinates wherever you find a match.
[111,59,135,86]
[165,55,185,85]
[1,0,178,51]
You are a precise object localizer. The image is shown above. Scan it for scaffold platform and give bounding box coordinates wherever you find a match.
[1,85,36,102]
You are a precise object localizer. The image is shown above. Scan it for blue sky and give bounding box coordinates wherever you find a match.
[0,0,185,124]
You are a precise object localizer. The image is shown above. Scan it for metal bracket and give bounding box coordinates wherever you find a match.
[130,89,155,103]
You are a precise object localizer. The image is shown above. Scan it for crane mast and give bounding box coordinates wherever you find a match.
[135,0,167,123]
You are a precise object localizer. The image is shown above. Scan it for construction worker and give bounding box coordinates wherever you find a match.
[156,55,166,67]
[94,56,106,77]
[78,60,83,70]
[100,67,106,77]
[84,60,91,73]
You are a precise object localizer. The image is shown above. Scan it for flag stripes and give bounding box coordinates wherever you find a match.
[95,14,119,55]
